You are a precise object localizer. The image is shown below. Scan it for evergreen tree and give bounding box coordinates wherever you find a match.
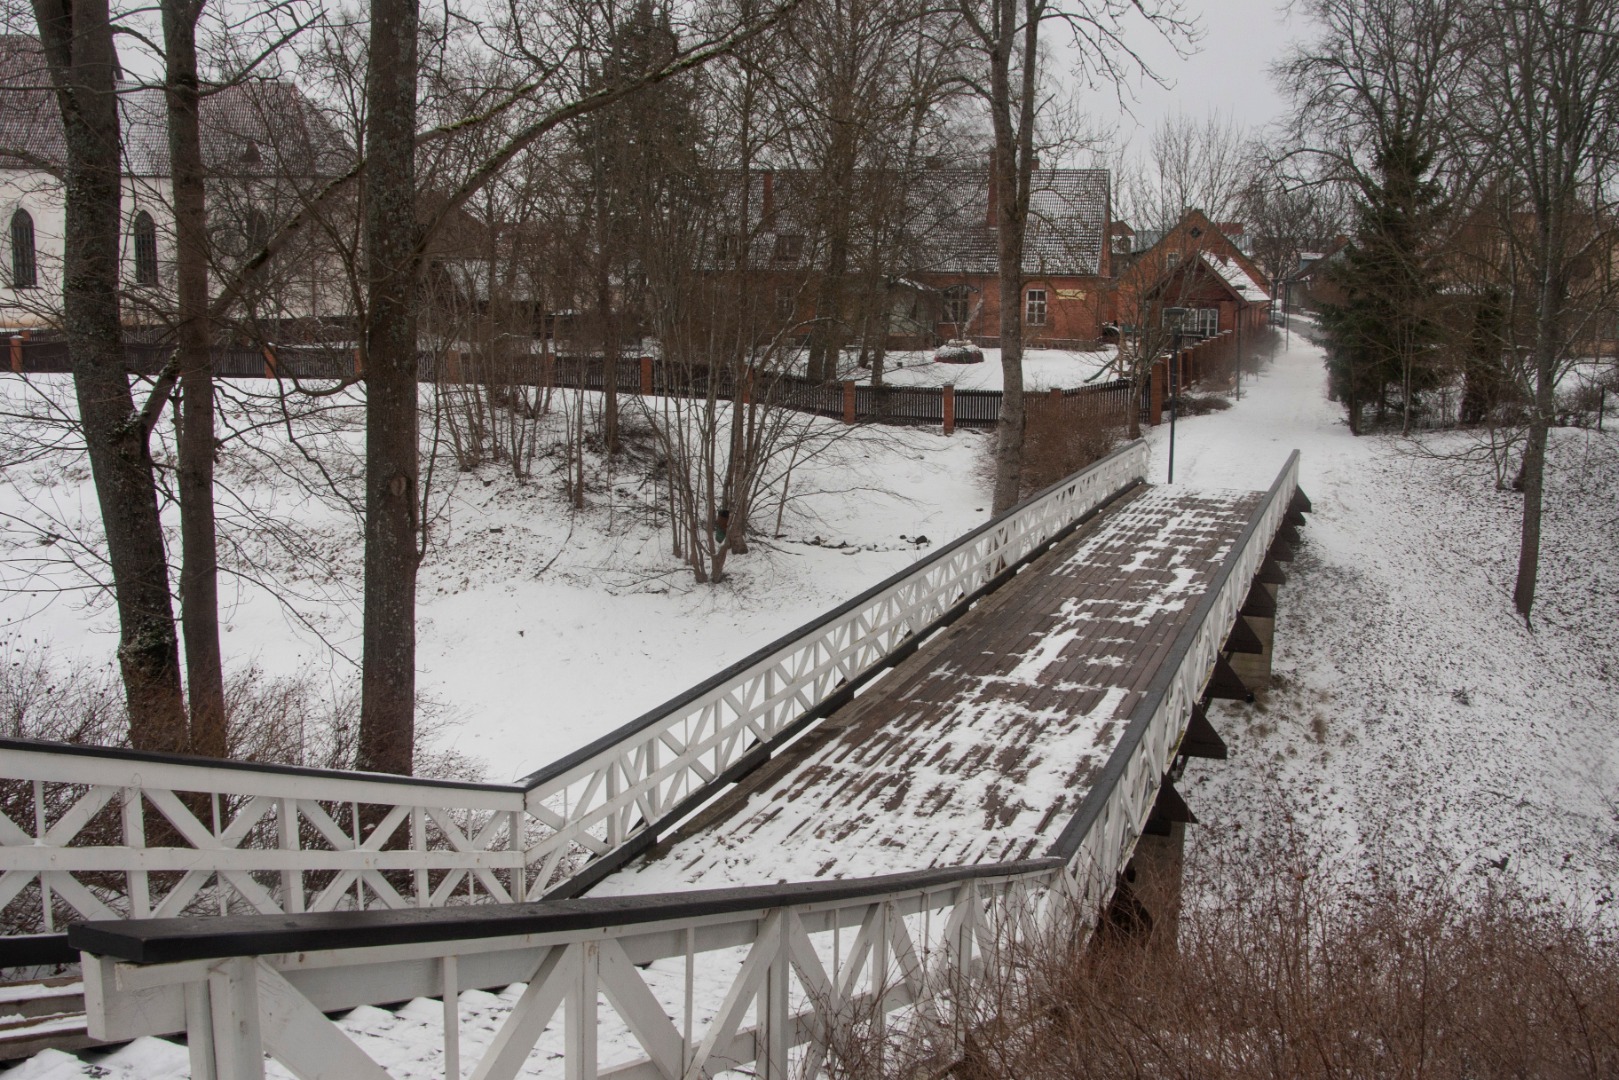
[574,0,702,451]
[1318,131,1446,434]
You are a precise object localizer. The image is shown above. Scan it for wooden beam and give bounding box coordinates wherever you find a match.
[1205,655,1253,702]
[1223,616,1264,655]
[1240,583,1277,619]
[1179,702,1227,760]
[1143,779,1196,836]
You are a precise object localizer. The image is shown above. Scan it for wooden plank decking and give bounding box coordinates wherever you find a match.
[594,484,1264,894]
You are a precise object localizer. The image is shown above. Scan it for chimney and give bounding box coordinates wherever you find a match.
[761,171,775,221]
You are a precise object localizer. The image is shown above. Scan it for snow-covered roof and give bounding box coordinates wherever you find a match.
[0,35,349,178]
[738,166,1110,278]
[1202,251,1270,302]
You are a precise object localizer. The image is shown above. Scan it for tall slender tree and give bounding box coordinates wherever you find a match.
[356,0,424,774]
[162,0,228,757]
[32,0,189,750]
[1471,0,1619,622]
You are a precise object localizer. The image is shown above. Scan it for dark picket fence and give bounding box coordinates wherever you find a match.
[3,336,1144,431]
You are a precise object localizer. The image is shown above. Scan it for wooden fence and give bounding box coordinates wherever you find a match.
[5,334,1239,432]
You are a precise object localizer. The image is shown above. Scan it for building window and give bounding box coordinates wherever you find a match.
[1166,306,1219,337]
[942,285,971,326]
[773,233,803,262]
[717,233,739,263]
[10,209,35,289]
[133,211,158,285]
[775,287,796,321]
[1166,251,1181,268]
[1025,288,1047,326]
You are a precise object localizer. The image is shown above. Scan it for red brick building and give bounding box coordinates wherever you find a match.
[1111,209,1272,337]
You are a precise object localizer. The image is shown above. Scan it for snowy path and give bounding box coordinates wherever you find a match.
[1153,321,1619,912]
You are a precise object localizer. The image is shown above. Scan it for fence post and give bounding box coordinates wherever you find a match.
[943,383,955,435]
[353,347,363,376]
[9,334,20,374]
[639,355,653,395]
[1048,387,1062,402]
[261,345,277,379]
[1150,359,1165,426]
[843,379,856,424]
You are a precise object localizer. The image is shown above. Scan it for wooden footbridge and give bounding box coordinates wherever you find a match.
[0,440,1308,1078]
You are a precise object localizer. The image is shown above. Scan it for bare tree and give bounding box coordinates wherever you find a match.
[162,0,228,757]
[31,0,189,750]
[960,0,1189,513]
[1469,0,1619,622]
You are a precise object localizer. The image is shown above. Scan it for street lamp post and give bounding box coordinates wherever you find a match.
[1164,307,1186,484]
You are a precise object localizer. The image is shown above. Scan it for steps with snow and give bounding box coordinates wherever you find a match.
[0,977,114,1061]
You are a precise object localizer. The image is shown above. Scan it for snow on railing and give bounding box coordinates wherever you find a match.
[0,442,1149,934]
[72,452,1302,1080]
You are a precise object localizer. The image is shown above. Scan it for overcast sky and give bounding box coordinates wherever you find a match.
[1068,0,1319,150]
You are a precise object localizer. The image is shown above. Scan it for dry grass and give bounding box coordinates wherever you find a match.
[1015,397,1129,498]
[823,828,1619,1079]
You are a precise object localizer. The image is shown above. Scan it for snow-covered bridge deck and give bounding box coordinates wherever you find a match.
[595,484,1265,894]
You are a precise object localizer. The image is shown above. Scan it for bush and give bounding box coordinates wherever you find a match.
[1016,396,1128,497]
[825,828,1619,1079]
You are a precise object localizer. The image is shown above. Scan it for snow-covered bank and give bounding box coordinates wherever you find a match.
[0,378,992,776]
[1154,323,1619,915]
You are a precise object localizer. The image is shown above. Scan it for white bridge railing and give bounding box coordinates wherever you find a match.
[74,452,1303,1080]
[0,442,1149,935]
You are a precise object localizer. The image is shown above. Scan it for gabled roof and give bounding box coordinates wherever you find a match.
[1202,251,1269,302]
[917,167,1109,277]
[0,35,349,178]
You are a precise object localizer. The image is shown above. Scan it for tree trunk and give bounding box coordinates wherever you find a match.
[598,260,619,453]
[163,0,226,758]
[35,0,189,751]
[988,0,1038,514]
[358,0,422,775]
[1513,265,1561,624]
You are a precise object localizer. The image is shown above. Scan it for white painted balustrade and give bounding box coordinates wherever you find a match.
[0,442,1151,931]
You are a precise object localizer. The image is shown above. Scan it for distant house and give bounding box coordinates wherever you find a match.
[740,165,1113,351]
[1112,209,1272,338]
[0,35,350,333]
[1283,239,1349,313]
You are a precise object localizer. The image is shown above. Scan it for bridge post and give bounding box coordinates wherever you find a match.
[1229,583,1279,689]
[1128,823,1186,948]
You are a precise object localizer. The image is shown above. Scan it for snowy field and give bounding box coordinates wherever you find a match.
[828,344,1120,391]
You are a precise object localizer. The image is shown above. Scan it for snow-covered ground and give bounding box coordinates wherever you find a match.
[1146,321,1619,916]
[0,378,991,774]
[827,345,1119,391]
